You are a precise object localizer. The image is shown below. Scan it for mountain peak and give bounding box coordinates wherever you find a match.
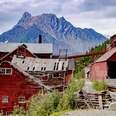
[23,12,32,18]
[0,12,107,54]
[18,12,32,25]
[60,16,65,21]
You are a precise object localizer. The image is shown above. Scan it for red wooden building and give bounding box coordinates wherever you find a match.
[90,35,116,81]
[89,35,116,92]
[0,43,74,113]
[90,47,116,80]
[0,61,44,112]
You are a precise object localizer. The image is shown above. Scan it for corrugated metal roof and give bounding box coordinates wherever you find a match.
[12,55,69,72]
[0,43,53,54]
[95,48,116,63]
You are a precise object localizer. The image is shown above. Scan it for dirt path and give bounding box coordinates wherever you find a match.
[62,110,116,116]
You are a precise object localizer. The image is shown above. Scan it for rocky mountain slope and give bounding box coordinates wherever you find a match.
[0,12,106,54]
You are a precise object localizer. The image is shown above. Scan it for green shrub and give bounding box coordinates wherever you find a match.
[50,111,64,116]
[92,80,107,91]
[11,79,84,116]
[57,79,84,111]
[74,56,93,79]
[28,90,61,116]
[12,107,27,116]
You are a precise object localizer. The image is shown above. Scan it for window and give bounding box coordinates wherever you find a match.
[6,68,12,74]
[53,73,59,78]
[0,68,12,75]
[56,62,59,70]
[18,96,26,103]
[0,68,5,74]
[2,96,9,103]
[16,55,25,59]
[22,60,25,64]
[54,62,56,70]
[41,67,43,71]
[33,67,35,71]
[41,67,46,71]
[27,67,29,71]
[62,62,65,70]
[44,67,46,71]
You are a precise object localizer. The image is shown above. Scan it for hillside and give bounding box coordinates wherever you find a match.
[0,12,106,54]
[74,39,110,79]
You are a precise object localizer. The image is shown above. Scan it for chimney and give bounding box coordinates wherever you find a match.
[38,35,42,43]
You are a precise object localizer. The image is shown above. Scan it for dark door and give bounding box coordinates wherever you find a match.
[108,61,116,79]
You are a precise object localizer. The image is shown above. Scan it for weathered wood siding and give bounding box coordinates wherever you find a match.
[0,62,40,112]
[90,62,107,80]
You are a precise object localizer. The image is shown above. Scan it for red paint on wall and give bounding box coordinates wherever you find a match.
[90,62,107,80]
[0,62,41,112]
[65,70,73,84]
[0,44,74,113]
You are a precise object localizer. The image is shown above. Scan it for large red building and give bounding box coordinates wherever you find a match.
[0,43,74,113]
[90,47,116,80]
[89,35,116,90]
[0,61,43,112]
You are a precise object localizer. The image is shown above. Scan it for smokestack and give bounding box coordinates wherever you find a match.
[38,35,42,43]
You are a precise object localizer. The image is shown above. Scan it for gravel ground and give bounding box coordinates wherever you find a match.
[62,110,116,116]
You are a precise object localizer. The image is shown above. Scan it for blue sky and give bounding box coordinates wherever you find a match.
[0,0,116,35]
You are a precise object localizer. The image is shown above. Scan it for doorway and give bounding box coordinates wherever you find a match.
[108,61,116,79]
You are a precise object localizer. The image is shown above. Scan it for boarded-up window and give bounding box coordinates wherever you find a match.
[56,62,59,70]
[44,67,46,71]
[41,67,43,71]
[22,60,25,64]
[41,67,46,71]
[33,67,35,71]
[18,96,26,103]
[27,67,30,71]
[2,96,9,103]
[62,62,65,70]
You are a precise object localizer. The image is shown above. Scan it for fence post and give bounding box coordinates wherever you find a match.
[98,94,103,109]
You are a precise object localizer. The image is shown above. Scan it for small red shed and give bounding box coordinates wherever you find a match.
[90,47,116,80]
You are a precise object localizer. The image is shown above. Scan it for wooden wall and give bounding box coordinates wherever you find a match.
[0,62,40,112]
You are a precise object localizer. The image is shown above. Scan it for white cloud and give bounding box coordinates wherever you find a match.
[0,0,115,36]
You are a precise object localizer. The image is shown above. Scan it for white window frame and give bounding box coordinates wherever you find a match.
[0,68,12,75]
[2,96,9,103]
